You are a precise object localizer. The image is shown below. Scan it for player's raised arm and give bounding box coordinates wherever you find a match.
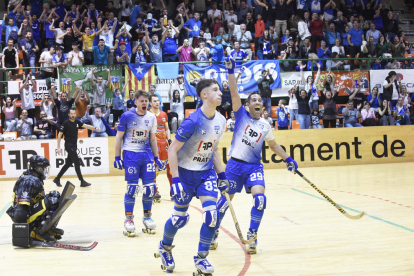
[225,57,241,112]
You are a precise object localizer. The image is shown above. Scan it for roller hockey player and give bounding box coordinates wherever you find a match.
[6,155,63,242]
[114,90,166,237]
[210,58,299,254]
[155,79,228,275]
[149,94,173,203]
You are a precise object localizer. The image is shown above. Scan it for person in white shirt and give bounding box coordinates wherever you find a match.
[49,19,66,46]
[225,9,238,24]
[98,19,117,65]
[38,45,55,79]
[68,41,84,66]
[41,92,55,120]
[19,73,36,121]
[226,111,236,132]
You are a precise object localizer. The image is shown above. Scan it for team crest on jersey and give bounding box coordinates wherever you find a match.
[257,123,265,129]
[145,120,149,126]
[34,203,39,208]
[162,118,166,122]
[133,121,137,125]
[214,126,220,134]
[201,129,206,135]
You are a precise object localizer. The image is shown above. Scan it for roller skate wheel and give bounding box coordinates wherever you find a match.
[166,270,174,273]
[247,247,257,254]
[154,253,160,258]
[161,265,166,271]
[210,241,218,250]
[142,228,146,233]
[150,229,156,234]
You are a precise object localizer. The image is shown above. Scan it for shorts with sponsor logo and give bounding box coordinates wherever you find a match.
[123,150,156,183]
[175,167,218,205]
[225,158,265,194]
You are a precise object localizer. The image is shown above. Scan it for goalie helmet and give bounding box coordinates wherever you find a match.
[29,155,51,181]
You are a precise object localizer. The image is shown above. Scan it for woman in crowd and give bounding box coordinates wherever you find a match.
[218,80,232,119]
[295,84,312,129]
[168,83,187,134]
[361,101,377,126]
[319,88,339,128]
[378,99,395,125]
[367,86,381,111]
[112,86,126,127]
[2,97,17,132]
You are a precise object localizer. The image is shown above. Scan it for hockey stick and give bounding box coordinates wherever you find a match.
[224,192,257,245]
[31,241,98,251]
[296,170,365,220]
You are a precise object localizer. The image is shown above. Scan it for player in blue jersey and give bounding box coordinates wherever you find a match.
[155,79,228,275]
[114,90,167,237]
[210,57,299,254]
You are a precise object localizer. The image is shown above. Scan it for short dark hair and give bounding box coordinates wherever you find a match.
[108,1,114,4]
[389,71,396,77]
[135,89,150,99]
[196,79,220,97]
[99,38,105,42]
[149,94,159,102]
[70,108,76,112]
[246,92,261,104]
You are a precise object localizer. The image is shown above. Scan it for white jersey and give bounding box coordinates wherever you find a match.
[118,109,157,152]
[228,107,274,164]
[175,109,226,171]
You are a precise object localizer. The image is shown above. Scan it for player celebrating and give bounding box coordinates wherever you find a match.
[149,94,173,202]
[6,155,62,242]
[114,90,166,237]
[211,58,299,254]
[155,79,228,275]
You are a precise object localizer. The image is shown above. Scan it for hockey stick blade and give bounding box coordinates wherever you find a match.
[296,170,365,220]
[224,193,257,245]
[31,240,98,251]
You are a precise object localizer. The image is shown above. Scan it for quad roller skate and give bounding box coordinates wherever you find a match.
[209,229,219,250]
[247,230,257,254]
[154,241,175,273]
[153,188,161,203]
[193,251,214,276]
[123,215,136,237]
[142,215,156,234]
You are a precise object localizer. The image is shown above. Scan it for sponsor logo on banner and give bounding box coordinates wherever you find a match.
[370,69,414,93]
[0,138,109,178]
[8,79,60,106]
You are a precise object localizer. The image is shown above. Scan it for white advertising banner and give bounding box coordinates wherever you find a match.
[271,71,313,97]
[0,138,109,178]
[8,79,60,99]
[370,69,414,94]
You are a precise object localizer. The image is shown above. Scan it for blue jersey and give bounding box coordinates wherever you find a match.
[176,109,226,171]
[228,107,274,164]
[183,18,201,37]
[230,49,248,65]
[118,109,157,153]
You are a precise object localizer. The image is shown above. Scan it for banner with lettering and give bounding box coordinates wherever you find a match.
[314,71,370,96]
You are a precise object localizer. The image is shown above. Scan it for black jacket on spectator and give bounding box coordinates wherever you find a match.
[383,76,399,101]
[257,74,274,98]
[296,86,311,115]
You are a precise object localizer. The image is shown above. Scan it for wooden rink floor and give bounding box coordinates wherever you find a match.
[1,162,414,276]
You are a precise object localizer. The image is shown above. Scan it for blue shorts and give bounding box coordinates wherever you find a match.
[225,158,265,194]
[176,167,218,205]
[123,151,156,183]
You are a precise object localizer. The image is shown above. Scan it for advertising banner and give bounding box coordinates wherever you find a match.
[315,71,370,96]
[369,69,414,94]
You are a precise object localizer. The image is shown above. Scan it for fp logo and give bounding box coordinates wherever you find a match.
[197,140,215,152]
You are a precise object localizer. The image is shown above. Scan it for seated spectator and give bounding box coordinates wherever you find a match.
[257,30,273,60]
[280,38,298,59]
[2,97,17,132]
[378,99,395,126]
[320,89,339,128]
[262,110,273,127]
[112,86,126,126]
[343,101,363,127]
[399,83,411,107]
[376,35,391,58]
[16,109,37,140]
[349,81,366,108]
[372,58,383,70]
[311,109,323,129]
[299,37,311,59]
[40,92,55,120]
[295,85,312,129]
[402,59,414,69]
[34,111,56,139]
[367,87,381,110]
[127,91,137,110]
[366,23,381,44]
[331,38,345,57]
[317,40,331,63]
[2,38,19,78]
[226,111,236,132]
[281,29,292,45]
[306,53,323,71]
[168,83,187,133]
[38,45,55,79]
[85,103,111,137]
[193,39,210,66]
[277,100,289,130]
[393,97,411,125]
[67,41,84,66]
[365,36,377,57]
[148,84,163,111]
[115,41,130,64]
[386,59,401,69]
[326,52,344,70]
[360,101,377,126]
[75,86,91,121]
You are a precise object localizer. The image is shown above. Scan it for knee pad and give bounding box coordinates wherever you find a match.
[126,182,139,198]
[142,183,156,198]
[202,201,218,228]
[252,193,267,211]
[171,212,190,229]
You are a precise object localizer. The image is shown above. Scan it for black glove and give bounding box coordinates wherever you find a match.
[45,190,60,211]
[168,139,172,146]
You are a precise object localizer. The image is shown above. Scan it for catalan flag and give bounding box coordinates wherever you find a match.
[124,64,155,94]
[62,78,72,92]
[110,76,121,90]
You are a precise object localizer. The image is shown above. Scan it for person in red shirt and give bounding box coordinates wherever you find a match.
[149,94,172,201]
[310,12,325,53]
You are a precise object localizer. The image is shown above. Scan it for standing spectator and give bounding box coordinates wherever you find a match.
[330,11,347,34]
[49,19,66,47]
[193,39,210,66]
[90,68,111,113]
[167,84,186,134]
[317,40,331,65]
[225,8,238,25]
[207,38,225,62]
[347,20,365,66]
[360,102,377,126]
[257,69,274,114]
[34,111,55,139]
[112,86,126,126]
[126,91,137,110]
[230,41,249,64]
[382,71,399,109]
[218,80,232,119]
[325,23,340,48]
[75,86,91,121]
[383,10,399,43]
[310,13,324,53]
[145,25,163,63]
[367,87,381,110]
[296,16,311,45]
[378,99,395,126]
[208,2,223,22]
[301,62,321,112]
[129,1,146,27]
[277,100,289,130]
[226,111,236,132]
[52,46,68,70]
[72,24,103,65]
[343,101,363,127]
[19,74,36,121]
[16,109,37,140]
[20,31,38,76]
[295,85,312,129]
[2,97,17,132]
[121,0,132,23]
[51,83,78,128]
[162,22,180,62]
[366,23,381,44]
[116,26,133,55]
[393,97,411,125]
[55,108,97,187]
[40,92,55,120]
[349,81,367,108]
[319,89,339,128]
[183,12,201,45]
[38,45,55,79]
[58,27,77,54]
[84,38,119,65]
[2,38,19,78]
[177,38,193,64]
[97,19,118,65]
[148,84,163,111]
[67,41,84,66]
[2,15,19,47]
[84,103,111,137]
[299,37,311,59]
[132,42,149,63]
[236,23,253,59]
[288,85,299,130]
[274,0,292,38]
[391,36,405,59]
[115,41,130,64]
[237,0,252,23]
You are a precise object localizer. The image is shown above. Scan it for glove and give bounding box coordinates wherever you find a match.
[285,157,298,174]
[45,192,60,211]
[225,57,236,74]
[240,66,246,73]
[114,156,124,170]
[154,157,166,171]
[217,172,230,195]
[168,139,172,146]
[171,177,187,202]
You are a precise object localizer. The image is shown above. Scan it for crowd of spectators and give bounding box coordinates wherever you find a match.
[1,0,414,139]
